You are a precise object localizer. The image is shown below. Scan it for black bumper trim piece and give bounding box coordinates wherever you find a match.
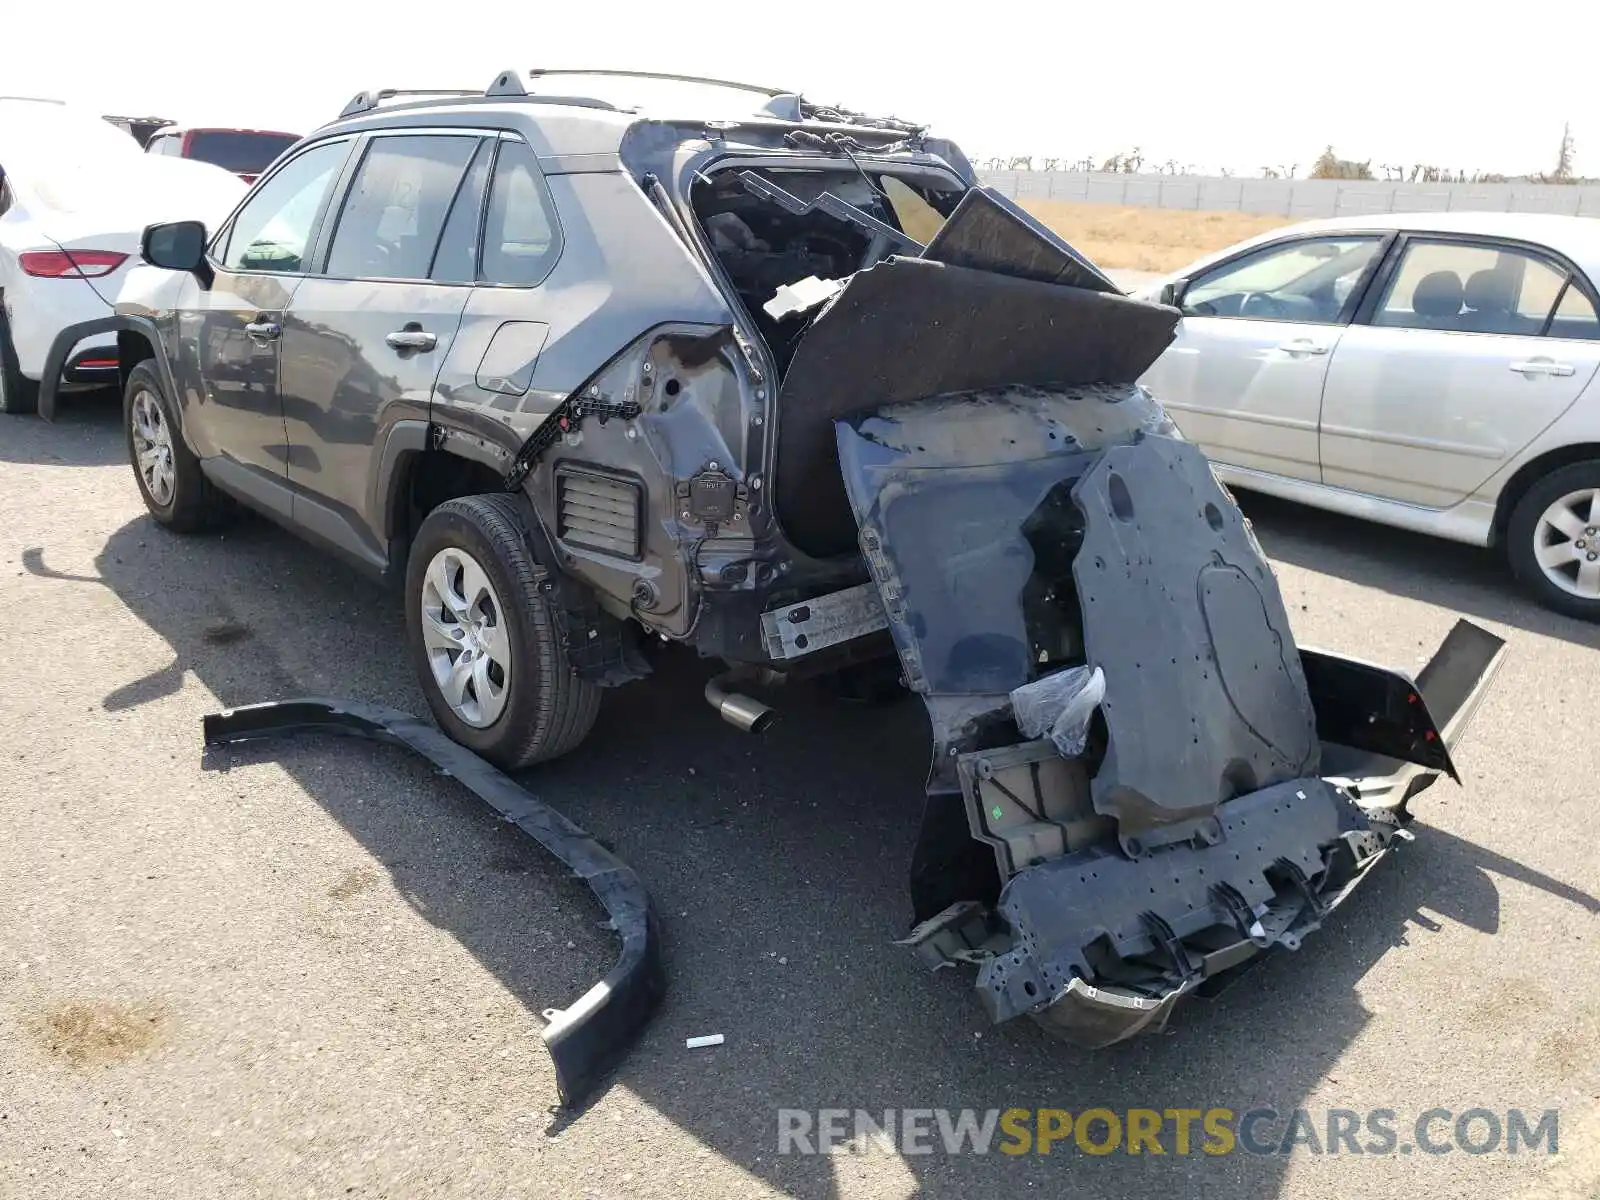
[201,697,664,1111]
[37,314,122,422]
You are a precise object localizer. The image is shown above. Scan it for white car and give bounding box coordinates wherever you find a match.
[1136,212,1600,619]
[0,97,246,414]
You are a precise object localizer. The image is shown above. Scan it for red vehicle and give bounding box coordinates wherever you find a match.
[144,126,299,183]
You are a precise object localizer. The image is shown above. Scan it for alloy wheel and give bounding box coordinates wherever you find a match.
[419,546,513,728]
[1533,487,1600,599]
[130,388,176,507]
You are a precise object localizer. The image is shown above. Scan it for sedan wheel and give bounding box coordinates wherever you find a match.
[130,387,177,507]
[1532,487,1600,600]
[419,545,513,729]
[1508,460,1600,621]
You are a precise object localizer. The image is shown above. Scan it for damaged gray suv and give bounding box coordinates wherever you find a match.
[87,69,1506,1049]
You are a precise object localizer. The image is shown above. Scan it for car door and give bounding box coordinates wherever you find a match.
[1141,233,1389,481]
[187,137,354,511]
[1319,236,1600,507]
[276,130,484,570]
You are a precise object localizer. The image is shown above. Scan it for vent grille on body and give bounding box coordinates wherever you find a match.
[556,465,643,560]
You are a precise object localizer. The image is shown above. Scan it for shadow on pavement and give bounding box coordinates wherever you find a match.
[23,500,1598,1199]
[0,392,124,467]
[1235,490,1600,649]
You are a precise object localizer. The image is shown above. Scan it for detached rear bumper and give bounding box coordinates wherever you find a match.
[201,697,664,1110]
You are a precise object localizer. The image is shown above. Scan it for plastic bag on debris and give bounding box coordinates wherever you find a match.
[1009,664,1106,758]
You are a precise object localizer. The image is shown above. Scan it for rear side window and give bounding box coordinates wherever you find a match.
[1371,239,1582,337]
[219,139,350,273]
[325,134,479,281]
[479,140,561,287]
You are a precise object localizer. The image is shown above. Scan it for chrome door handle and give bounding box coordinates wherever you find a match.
[1277,338,1329,355]
[1510,359,1575,377]
[386,329,437,352]
[243,320,280,341]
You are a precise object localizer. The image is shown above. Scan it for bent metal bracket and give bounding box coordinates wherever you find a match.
[201,697,664,1111]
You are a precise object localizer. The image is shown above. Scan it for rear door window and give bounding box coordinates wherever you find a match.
[1547,281,1600,341]
[324,134,480,281]
[478,140,562,287]
[1370,239,1578,336]
[429,139,494,285]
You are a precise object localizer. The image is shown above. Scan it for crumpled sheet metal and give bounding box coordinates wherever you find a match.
[201,697,664,1112]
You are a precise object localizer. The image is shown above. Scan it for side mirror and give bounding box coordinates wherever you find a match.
[1159,277,1191,310]
[141,220,211,284]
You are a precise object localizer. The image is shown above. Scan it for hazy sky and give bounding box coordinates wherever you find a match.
[8,0,1595,177]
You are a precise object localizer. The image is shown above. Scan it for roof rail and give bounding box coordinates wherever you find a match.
[339,86,479,120]
[336,68,631,121]
[525,68,792,97]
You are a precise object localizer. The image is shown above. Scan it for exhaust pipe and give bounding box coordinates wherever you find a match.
[705,670,776,734]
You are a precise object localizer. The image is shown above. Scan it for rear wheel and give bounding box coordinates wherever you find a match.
[405,494,599,768]
[124,360,234,532]
[0,309,39,416]
[1507,460,1600,620]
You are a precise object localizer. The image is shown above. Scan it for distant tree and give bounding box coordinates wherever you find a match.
[1553,122,1576,182]
[1310,146,1374,180]
[1006,155,1034,171]
[1042,157,1060,171]
[1098,147,1144,174]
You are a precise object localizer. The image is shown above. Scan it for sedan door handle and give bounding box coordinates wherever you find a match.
[1277,338,1329,355]
[386,328,438,353]
[243,320,280,341]
[1510,359,1575,377]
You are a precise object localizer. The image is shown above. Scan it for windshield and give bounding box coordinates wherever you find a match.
[184,130,298,174]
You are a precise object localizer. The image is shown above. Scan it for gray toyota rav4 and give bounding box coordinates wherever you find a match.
[84,69,1504,1049]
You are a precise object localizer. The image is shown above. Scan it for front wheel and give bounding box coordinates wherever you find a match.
[123,360,234,532]
[1507,460,1600,621]
[405,494,600,769]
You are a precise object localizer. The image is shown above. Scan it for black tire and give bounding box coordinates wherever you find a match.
[1507,458,1600,621]
[405,494,600,769]
[123,360,235,532]
[0,307,40,416]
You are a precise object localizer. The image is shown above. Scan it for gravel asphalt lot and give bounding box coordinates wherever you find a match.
[2,397,1597,1200]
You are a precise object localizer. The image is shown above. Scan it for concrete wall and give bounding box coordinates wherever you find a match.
[976,171,1600,218]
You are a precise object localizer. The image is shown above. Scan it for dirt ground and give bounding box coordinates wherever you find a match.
[1022,201,1290,272]
[1,400,1597,1199]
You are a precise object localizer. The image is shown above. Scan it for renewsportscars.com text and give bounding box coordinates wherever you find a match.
[776,1107,1560,1157]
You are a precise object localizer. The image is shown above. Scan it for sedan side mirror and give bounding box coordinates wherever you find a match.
[141,220,212,286]
[1159,277,1191,309]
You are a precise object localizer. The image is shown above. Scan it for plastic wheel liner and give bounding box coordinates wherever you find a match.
[201,698,663,1110]
[782,196,1508,1047]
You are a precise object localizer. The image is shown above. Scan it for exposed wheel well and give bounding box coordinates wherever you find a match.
[395,450,509,558]
[1492,443,1600,548]
[117,330,156,391]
